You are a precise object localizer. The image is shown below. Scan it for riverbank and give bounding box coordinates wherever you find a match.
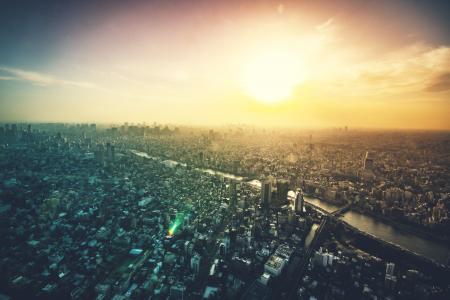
[303,189,450,246]
[335,220,450,283]
[351,206,450,246]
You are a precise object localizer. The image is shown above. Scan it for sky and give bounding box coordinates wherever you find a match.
[1,0,450,129]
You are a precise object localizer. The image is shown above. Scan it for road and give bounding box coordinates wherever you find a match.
[285,217,328,299]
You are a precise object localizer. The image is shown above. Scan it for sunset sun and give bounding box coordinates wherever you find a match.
[1,1,450,299]
[242,48,305,104]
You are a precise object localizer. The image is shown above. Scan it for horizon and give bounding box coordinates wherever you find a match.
[3,121,450,133]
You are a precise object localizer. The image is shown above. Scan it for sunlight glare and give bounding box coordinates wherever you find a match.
[242,48,305,103]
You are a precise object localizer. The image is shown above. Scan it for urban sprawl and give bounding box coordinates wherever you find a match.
[0,123,449,300]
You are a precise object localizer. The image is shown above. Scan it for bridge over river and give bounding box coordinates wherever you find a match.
[131,149,450,265]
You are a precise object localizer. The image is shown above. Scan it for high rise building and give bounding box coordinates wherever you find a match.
[170,284,186,300]
[111,145,115,162]
[230,181,237,211]
[261,179,272,213]
[11,124,17,136]
[276,179,289,206]
[385,274,397,290]
[106,143,115,162]
[364,151,374,170]
[294,190,304,214]
[191,254,201,274]
[385,263,397,291]
[95,144,105,163]
[313,250,334,267]
[386,262,395,276]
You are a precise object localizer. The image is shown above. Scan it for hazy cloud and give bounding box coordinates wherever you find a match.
[316,18,335,35]
[344,44,450,95]
[0,76,15,81]
[425,72,450,93]
[0,66,95,88]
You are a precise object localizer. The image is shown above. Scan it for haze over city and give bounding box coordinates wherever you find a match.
[2,1,450,300]
[1,0,450,129]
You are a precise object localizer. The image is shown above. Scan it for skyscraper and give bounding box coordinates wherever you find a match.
[106,143,115,163]
[111,145,115,162]
[276,179,289,206]
[95,144,105,163]
[191,254,201,274]
[386,262,395,276]
[294,190,304,214]
[364,151,374,170]
[230,181,237,212]
[261,179,272,213]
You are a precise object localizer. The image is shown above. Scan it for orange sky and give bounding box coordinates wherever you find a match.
[1,0,449,129]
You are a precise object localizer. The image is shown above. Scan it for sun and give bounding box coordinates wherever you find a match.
[242,48,305,104]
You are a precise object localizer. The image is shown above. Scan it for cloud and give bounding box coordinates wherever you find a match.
[316,18,335,35]
[311,17,339,47]
[0,76,16,81]
[0,66,95,88]
[424,72,450,93]
[332,44,450,96]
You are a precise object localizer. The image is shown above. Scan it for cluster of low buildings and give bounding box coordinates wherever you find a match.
[300,244,447,300]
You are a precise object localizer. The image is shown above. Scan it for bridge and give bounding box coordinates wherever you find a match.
[302,199,352,217]
[331,202,353,216]
[283,201,351,299]
[304,201,331,215]
[287,193,333,216]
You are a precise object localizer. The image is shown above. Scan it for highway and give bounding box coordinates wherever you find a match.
[286,217,328,299]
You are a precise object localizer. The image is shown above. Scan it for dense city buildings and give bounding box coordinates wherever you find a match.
[0,123,449,299]
[2,0,450,299]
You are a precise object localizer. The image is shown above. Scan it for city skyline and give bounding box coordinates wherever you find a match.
[1,0,450,129]
[1,2,450,297]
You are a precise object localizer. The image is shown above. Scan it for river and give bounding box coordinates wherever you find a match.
[302,194,449,264]
[131,150,244,181]
[341,210,449,264]
[131,149,449,264]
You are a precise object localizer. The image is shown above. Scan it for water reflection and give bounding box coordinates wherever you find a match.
[299,193,449,264]
[342,210,449,264]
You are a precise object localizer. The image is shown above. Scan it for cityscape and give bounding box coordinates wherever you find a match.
[0,125,449,299]
[1,1,450,300]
